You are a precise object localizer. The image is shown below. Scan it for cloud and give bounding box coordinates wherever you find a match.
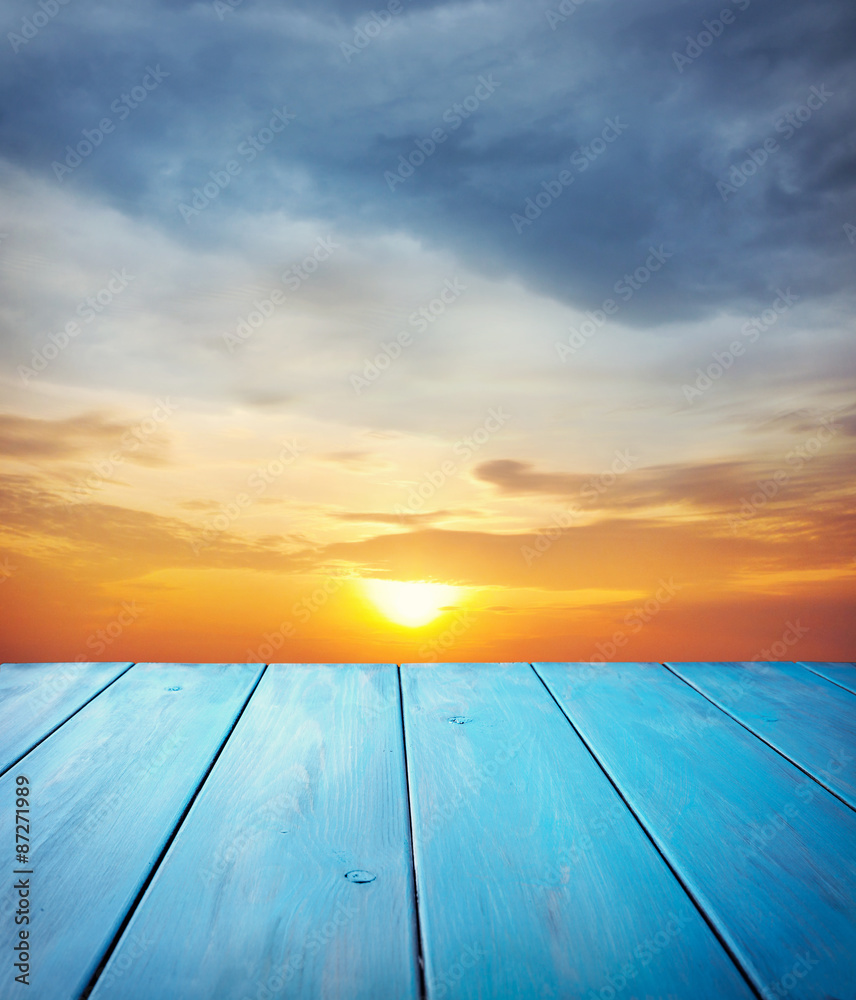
[315,450,392,472]
[330,508,481,525]
[311,520,830,592]
[0,0,853,663]
[0,411,173,466]
[474,449,856,515]
[1,0,853,326]
[0,473,308,578]
[474,459,603,498]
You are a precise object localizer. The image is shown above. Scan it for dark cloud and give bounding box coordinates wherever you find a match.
[1,0,854,323]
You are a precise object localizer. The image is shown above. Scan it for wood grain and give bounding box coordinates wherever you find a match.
[401,662,754,1000]
[88,664,420,1000]
[0,662,262,1000]
[667,661,856,809]
[0,662,131,776]
[798,660,856,695]
[535,661,856,1000]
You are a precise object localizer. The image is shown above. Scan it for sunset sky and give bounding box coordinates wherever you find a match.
[0,0,854,663]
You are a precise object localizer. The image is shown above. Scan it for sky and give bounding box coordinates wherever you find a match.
[0,0,854,664]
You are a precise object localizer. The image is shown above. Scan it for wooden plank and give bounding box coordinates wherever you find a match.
[798,661,856,695]
[400,662,755,1000]
[535,662,856,1000]
[0,662,132,776]
[0,662,262,1000]
[667,661,856,810]
[88,664,420,1000]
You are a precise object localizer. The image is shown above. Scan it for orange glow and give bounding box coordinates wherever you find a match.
[0,406,853,663]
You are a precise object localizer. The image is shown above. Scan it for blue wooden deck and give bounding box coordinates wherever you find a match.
[0,662,854,1000]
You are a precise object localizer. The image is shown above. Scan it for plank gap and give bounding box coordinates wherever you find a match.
[396,665,428,1000]
[529,663,766,1000]
[77,664,269,1000]
[0,662,136,780]
[663,662,856,814]
[798,660,856,696]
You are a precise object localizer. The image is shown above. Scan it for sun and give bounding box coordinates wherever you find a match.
[361,579,461,628]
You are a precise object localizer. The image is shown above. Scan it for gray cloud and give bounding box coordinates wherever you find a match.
[1,0,854,326]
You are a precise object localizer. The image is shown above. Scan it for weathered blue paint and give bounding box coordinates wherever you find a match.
[0,662,131,776]
[798,660,856,695]
[535,661,856,1000]
[90,664,420,1000]
[401,662,755,999]
[2,661,853,1000]
[666,661,856,809]
[0,662,262,1000]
